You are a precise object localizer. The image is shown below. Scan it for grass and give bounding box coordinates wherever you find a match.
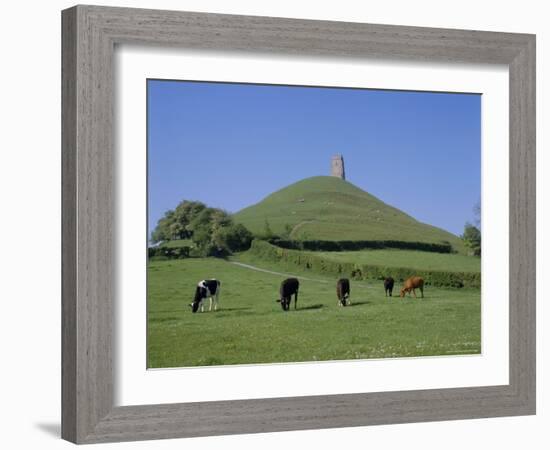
[147,257,481,368]
[234,176,466,252]
[310,249,481,273]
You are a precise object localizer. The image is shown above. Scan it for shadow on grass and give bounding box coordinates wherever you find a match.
[296,304,324,311]
[345,300,371,307]
[218,307,253,312]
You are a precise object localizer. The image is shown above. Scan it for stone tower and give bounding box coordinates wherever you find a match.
[331,154,345,180]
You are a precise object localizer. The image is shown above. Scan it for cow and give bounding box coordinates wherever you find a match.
[400,276,424,298]
[190,279,221,313]
[384,277,395,297]
[277,278,299,311]
[336,278,351,306]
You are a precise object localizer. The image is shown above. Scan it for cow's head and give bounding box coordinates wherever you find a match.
[190,286,205,313]
[279,296,290,311]
[400,288,407,298]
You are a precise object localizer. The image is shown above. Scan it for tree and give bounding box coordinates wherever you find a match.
[150,200,207,243]
[189,208,253,256]
[220,223,254,252]
[150,210,174,243]
[461,222,481,256]
[151,200,253,257]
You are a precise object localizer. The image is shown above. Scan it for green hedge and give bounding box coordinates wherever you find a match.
[148,246,191,259]
[250,240,480,288]
[267,238,453,254]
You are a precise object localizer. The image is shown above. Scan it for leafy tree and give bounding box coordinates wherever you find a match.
[150,201,207,243]
[461,222,481,256]
[151,199,253,256]
[150,210,174,243]
[220,223,254,252]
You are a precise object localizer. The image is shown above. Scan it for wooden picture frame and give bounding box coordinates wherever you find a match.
[62,5,536,444]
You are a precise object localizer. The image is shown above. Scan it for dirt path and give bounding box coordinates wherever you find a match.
[289,220,314,239]
[229,261,378,291]
[229,261,329,283]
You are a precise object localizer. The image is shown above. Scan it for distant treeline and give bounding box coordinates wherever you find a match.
[251,240,480,289]
[267,238,454,254]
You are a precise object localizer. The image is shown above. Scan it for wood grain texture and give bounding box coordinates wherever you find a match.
[61,4,536,444]
[61,7,77,443]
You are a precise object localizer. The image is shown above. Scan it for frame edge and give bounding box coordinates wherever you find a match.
[61,4,537,444]
[61,5,79,444]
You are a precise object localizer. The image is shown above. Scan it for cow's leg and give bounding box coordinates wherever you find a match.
[420,287,424,298]
[294,291,298,310]
[348,294,351,305]
[412,288,417,298]
[214,292,219,310]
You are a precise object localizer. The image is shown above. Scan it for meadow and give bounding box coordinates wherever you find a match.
[147,257,481,368]
[310,249,481,273]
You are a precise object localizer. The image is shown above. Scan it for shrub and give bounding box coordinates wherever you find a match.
[267,238,453,254]
[250,240,480,288]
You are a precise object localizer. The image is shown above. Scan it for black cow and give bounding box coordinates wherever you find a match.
[336,278,351,306]
[384,277,395,297]
[277,278,299,311]
[190,279,221,313]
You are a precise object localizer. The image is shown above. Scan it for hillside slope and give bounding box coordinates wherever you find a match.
[234,176,465,252]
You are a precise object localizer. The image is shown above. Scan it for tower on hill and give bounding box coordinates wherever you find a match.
[331,154,345,180]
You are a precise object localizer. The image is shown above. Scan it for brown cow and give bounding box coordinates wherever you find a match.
[400,276,424,298]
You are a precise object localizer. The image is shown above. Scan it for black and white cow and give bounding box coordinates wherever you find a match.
[277,278,299,311]
[190,279,221,313]
[336,278,351,306]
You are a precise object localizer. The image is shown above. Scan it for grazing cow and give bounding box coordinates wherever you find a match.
[384,277,395,297]
[400,276,424,298]
[336,278,351,306]
[277,278,299,311]
[190,279,221,313]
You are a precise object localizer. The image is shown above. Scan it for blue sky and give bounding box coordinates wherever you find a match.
[148,80,480,237]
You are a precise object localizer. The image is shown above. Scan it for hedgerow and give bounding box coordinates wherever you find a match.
[250,240,480,288]
[267,238,453,254]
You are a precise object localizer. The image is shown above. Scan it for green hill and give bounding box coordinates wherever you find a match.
[234,176,465,253]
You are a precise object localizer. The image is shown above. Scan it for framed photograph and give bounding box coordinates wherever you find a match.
[62,5,535,444]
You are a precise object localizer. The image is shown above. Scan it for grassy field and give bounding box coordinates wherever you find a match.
[147,257,481,368]
[234,176,466,252]
[310,249,480,273]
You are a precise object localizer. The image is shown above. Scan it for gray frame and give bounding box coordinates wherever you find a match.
[62,5,536,444]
